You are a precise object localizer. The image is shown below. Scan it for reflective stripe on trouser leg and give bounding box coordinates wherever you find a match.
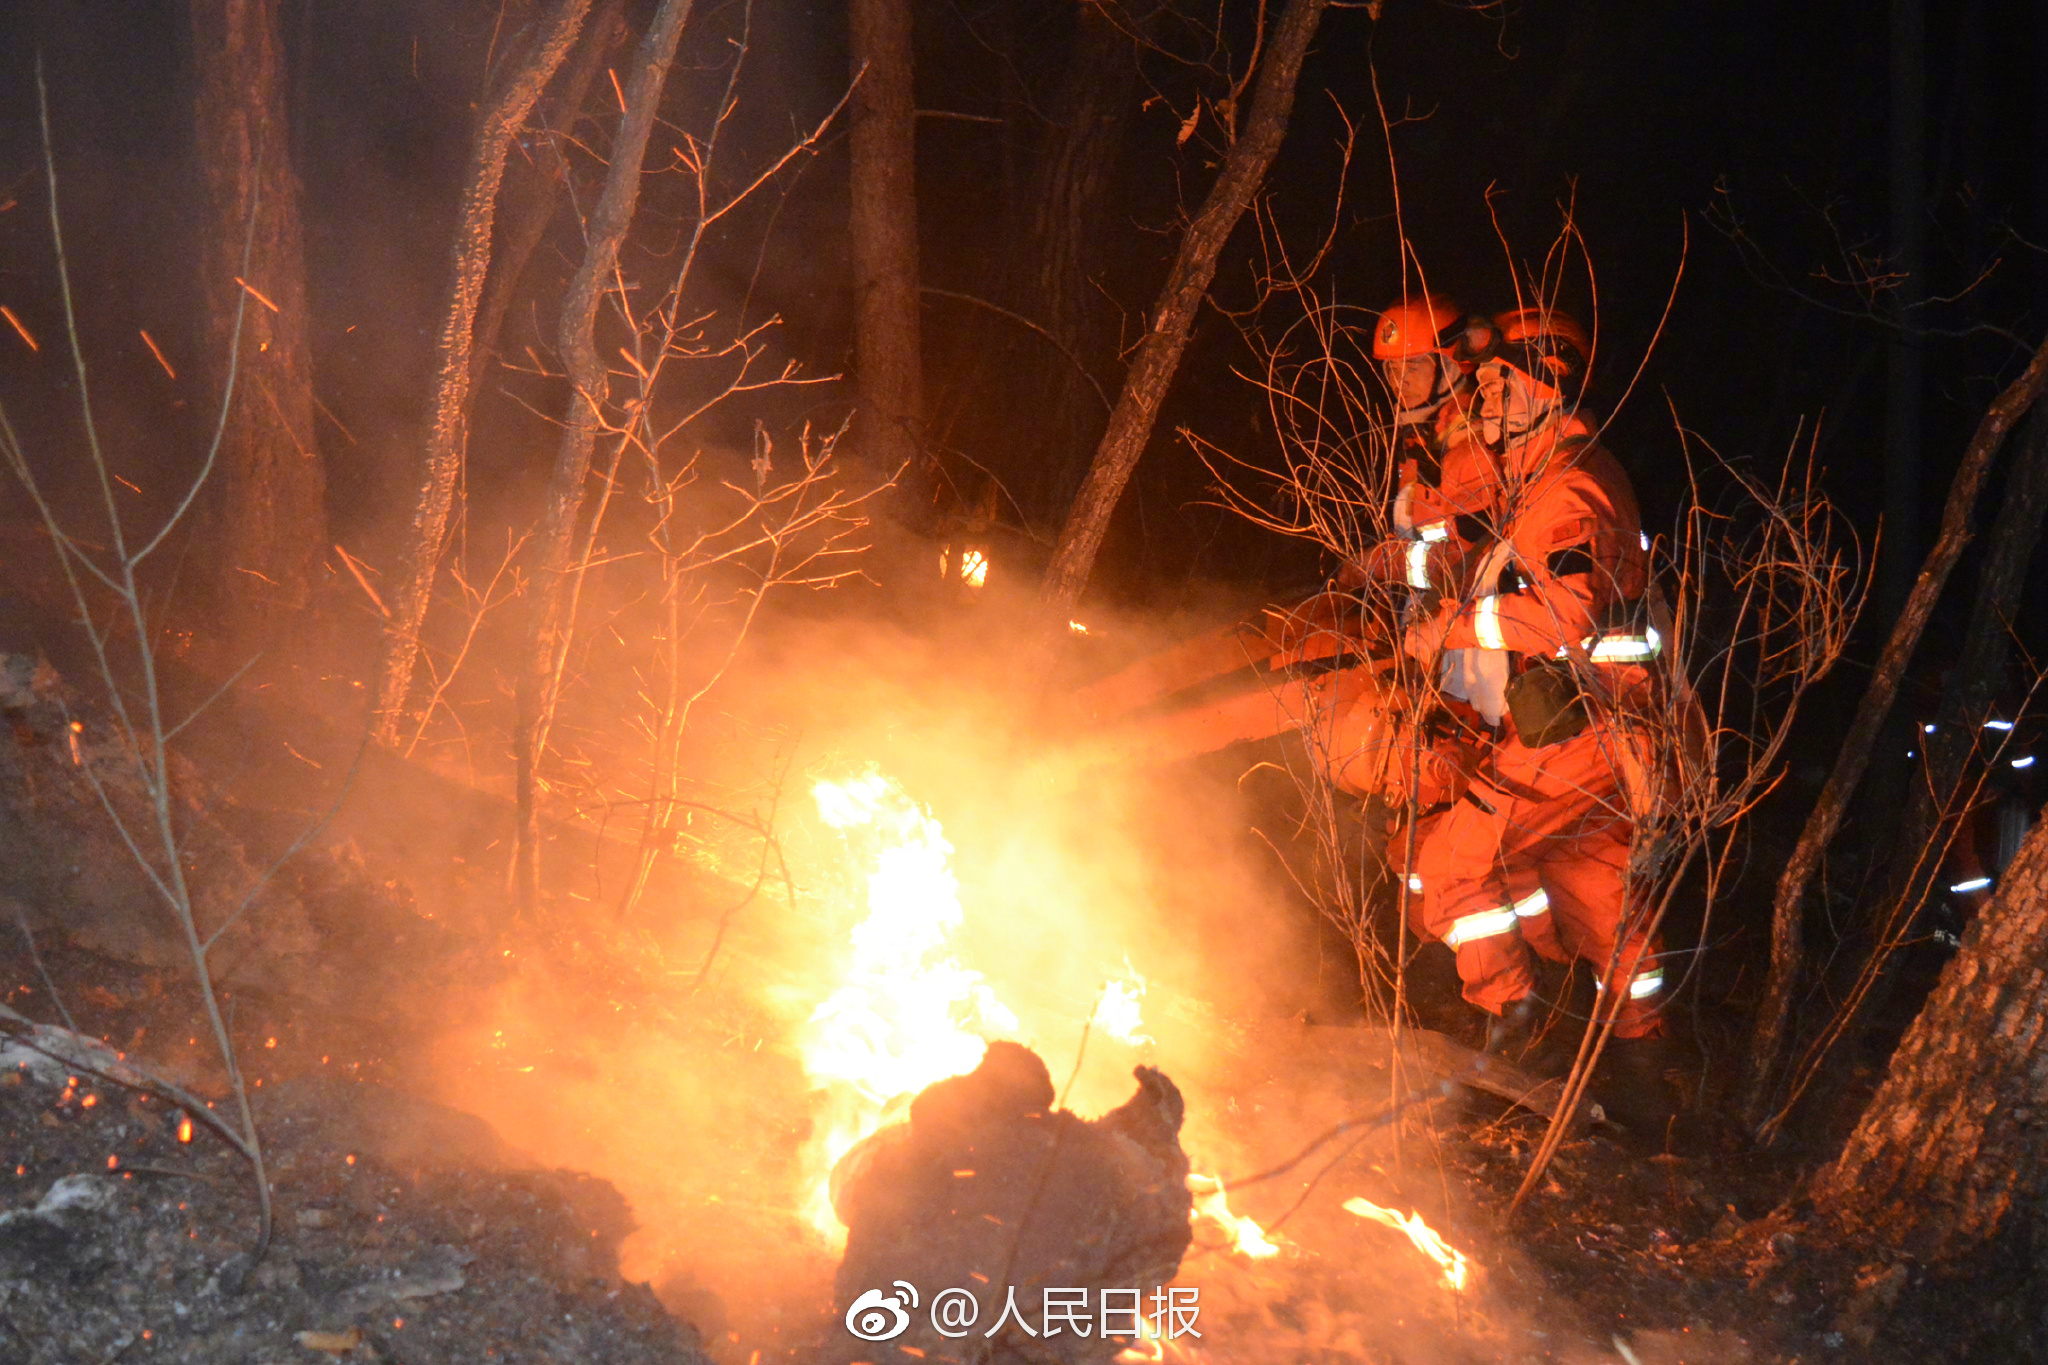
[1511,885,1567,963]
[1590,956,1666,1039]
[1596,967,1665,1000]
[1444,912,1537,1017]
[1442,904,1520,949]
[1414,792,1537,1014]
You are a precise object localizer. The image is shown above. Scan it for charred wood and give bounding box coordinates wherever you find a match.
[827,1043,1192,1365]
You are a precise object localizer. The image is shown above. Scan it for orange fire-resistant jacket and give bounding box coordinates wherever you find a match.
[1432,415,1649,665]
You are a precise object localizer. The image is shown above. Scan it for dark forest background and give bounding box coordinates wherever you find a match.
[5,0,2042,615]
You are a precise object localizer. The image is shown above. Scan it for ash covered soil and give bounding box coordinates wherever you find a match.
[0,1044,708,1365]
[1,937,2028,1365]
[0,650,2028,1364]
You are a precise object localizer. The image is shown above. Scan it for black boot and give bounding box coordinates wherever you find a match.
[1593,1033,1679,1146]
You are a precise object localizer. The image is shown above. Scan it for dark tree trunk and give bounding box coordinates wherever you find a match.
[371,0,594,745]
[512,0,694,919]
[1887,406,2048,922]
[917,5,1143,546]
[1765,408,2048,1142]
[1037,0,1333,620]
[848,0,929,531]
[1022,4,1142,523]
[1742,332,2048,1127]
[190,0,323,637]
[466,0,626,399]
[1814,812,2048,1261]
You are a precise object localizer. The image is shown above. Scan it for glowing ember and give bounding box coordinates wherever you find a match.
[799,771,1019,1239]
[1189,1174,1279,1258]
[1068,619,1090,635]
[1092,967,1153,1047]
[176,1112,192,1144]
[1342,1196,1470,1290]
[937,545,991,589]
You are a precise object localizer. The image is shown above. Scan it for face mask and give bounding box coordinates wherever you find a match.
[1477,364,1561,449]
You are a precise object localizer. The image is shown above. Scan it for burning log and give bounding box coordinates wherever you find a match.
[826,1042,1193,1365]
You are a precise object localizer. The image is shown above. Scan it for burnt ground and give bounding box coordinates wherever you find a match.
[5,913,2042,1365]
[0,633,2031,1364]
[0,939,708,1365]
[1022,1007,2045,1365]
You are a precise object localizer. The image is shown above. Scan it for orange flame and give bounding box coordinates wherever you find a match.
[1342,1196,1470,1290]
[798,772,1019,1239]
[1189,1174,1279,1258]
[1091,966,1152,1047]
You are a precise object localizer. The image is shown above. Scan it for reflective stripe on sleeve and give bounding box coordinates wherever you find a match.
[1559,625,1663,663]
[1442,904,1520,949]
[1406,873,1424,894]
[1418,520,1451,543]
[1511,888,1550,918]
[1407,541,1433,589]
[1587,626,1662,662]
[1474,595,1505,649]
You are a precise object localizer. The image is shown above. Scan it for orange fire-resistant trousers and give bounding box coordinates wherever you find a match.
[1404,713,1666,1039]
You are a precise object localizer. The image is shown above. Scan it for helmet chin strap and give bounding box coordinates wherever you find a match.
[1481,399,1563,457]
[1393,393,1448,428]
[1504,404,1559,440]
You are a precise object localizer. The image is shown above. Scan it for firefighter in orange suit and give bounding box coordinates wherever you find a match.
[1368,292,1497,535]
[1344,294,1502,595]
[1341,293,1507,908]
[1400,308,1671,1064]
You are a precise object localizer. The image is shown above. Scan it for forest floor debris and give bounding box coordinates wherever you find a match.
[0,1028,708,1365]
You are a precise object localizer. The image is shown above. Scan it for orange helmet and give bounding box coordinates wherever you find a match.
[1489,307,1590,399]
[1373,293,1463,360]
